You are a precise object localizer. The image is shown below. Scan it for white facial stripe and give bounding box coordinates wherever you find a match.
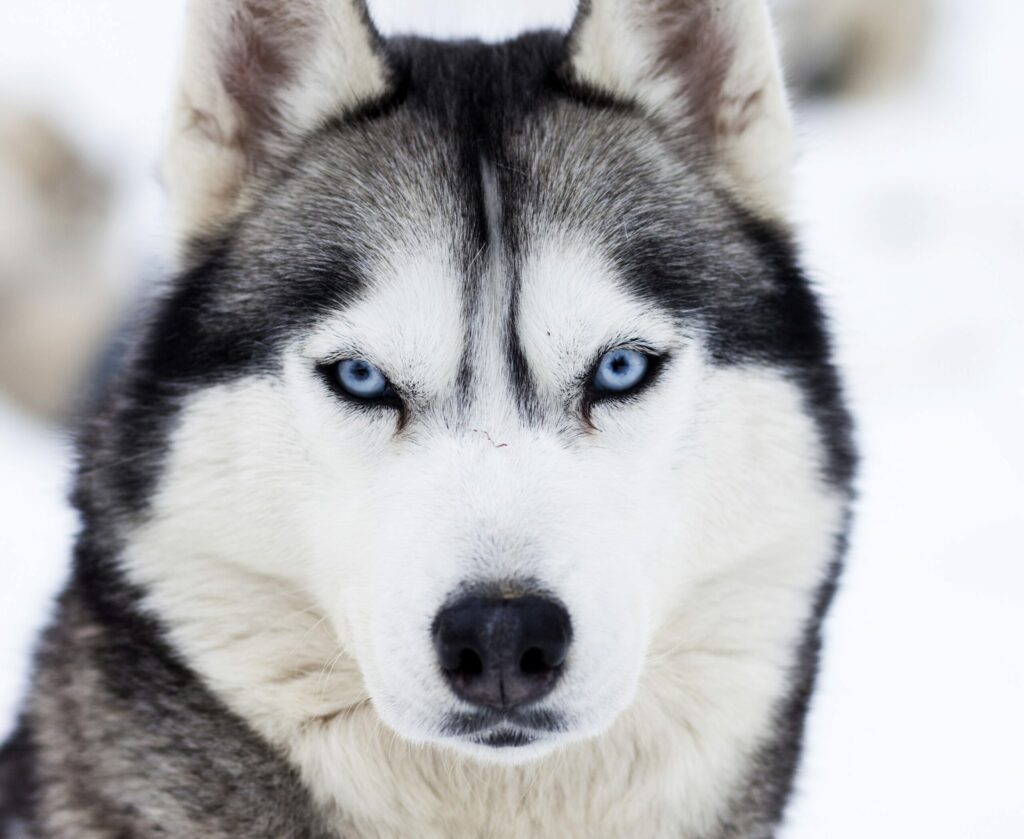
[518,232,682,397]
[304,241,465,401]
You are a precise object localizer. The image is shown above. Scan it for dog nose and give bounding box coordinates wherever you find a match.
[433,594,572,709]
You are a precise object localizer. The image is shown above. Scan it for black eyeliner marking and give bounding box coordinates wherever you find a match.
[316,362,405,417]
[580,347,668,425]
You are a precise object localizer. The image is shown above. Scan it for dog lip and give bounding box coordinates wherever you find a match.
[471,727,537,749]
[442,707,566,738]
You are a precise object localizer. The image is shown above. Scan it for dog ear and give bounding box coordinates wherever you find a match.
[163,0,390,253]
[566,0,794,221]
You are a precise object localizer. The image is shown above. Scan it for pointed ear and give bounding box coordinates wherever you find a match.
[163,0,390,251]
[566,0,795,222]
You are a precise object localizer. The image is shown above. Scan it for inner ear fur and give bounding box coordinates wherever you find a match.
[567,0,796,222]
[162,0,391,256]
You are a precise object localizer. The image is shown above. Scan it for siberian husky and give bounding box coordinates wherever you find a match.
[0,1,854,836]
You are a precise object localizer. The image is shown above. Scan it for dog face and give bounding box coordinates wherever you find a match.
[102,0,851,770]
[287,144,706,759]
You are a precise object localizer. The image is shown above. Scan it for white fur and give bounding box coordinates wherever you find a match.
[570,0,795,222]
[123,227,844,835]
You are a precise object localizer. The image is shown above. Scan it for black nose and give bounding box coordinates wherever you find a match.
[433,594,572,710]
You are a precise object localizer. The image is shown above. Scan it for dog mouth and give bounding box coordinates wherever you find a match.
[470,726,538,749]
[442,707,565,750]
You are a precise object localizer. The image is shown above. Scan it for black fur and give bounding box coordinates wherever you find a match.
[0,721,36,828]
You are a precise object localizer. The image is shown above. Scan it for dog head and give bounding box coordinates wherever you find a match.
[101,0,849,768]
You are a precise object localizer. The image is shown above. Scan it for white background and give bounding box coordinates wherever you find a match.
[1,1,1022,836]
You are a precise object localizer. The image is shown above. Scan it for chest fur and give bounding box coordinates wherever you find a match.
[285,671,779,839]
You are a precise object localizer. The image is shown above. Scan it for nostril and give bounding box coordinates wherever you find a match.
[456,648,484,677]
[519,647,548,675]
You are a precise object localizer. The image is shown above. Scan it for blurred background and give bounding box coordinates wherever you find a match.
[1,1,1021,835]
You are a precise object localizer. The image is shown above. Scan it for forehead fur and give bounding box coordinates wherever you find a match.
[211,32,769,342]
[78,31,851,529]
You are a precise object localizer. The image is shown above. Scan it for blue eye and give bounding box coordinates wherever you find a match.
[334,358,391,400]
[592,348,650,394]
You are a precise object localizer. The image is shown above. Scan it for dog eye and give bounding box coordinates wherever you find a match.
[333,358,393,400]
[591,348,650,394]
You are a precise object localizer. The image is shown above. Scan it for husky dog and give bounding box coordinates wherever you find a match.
[0,0,854,836]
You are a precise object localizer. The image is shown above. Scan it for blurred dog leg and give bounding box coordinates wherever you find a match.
[772,0,934,97]
[0,107,128,422]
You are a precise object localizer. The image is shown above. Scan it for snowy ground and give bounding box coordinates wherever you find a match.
[2,1,1022,835]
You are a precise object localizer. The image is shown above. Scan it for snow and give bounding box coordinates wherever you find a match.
[1,1,1021,834]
